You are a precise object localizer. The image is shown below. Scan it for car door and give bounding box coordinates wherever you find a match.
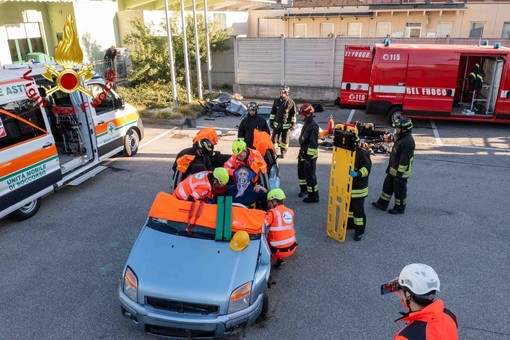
[0,98,61,215]
[88,83,125,160]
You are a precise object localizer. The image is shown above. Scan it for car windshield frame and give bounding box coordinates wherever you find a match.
[147,217,261,241]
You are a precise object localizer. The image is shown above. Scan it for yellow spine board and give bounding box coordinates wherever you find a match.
[327,124,357,243]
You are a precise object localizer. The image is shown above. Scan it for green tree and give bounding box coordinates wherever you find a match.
[124,15,230,87]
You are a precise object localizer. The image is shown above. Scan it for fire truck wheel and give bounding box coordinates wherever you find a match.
[387,107,403,127]
[10,198,42,220]
[124,129,139,157]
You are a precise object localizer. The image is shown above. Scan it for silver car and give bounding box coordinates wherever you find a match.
[118,193,271,338]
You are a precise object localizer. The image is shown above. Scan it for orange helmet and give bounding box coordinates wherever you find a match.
[300,103,314,115]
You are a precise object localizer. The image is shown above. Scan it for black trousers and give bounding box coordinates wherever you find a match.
[376,174,408,211]
[348,196,366,235]
[297,156,318,195]
[271,128,290,153]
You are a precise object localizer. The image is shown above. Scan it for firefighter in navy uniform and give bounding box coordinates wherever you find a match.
[348,137,372,241]
[372,118,415,214]
[238,101,271,149]
[269,86,297,158]
[297,103,320,203]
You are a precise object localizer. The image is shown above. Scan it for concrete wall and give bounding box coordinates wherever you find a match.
[201,36,235,88]
[233,84,339,102]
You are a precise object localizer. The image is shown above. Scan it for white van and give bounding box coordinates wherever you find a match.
[0,64,144,220]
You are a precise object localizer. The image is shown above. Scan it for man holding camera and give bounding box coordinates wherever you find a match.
[382,263,458,340]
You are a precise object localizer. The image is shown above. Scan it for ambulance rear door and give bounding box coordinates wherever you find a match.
[403,50,460,116]
[340,46,373,106]
[0,79,62,218]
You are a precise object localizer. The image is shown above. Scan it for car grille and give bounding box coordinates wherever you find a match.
[145,296,219,315]
[145,324,216,338]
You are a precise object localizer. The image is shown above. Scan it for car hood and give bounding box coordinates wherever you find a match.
[127,226,261,307]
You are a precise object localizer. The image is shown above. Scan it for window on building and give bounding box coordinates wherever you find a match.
[437,22,453,38]
[469,22,484,38]
[347,23,362,37]
[258,18,284,37]
[294,23,307,37]
[405,23,422,38]
[213,13,227,29]
[502,22,510,39]
[5,23,45,63]
[376,22,391,38]
[320,23,334,37]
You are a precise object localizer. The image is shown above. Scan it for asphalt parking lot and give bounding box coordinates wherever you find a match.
[1,108,509,340]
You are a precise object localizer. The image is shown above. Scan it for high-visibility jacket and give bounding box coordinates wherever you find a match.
[387,131,415,179]
[238,113,270,149]
[351,145,372,198]
[224,148,267,183]
[394,299,458,340]
[298,116,319,160]
[193,127,218,145]
[265,205,297,250]
[173,171,213,201]
[269,97,297,130]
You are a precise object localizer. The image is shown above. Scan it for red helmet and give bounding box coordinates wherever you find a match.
[300,103,314,115]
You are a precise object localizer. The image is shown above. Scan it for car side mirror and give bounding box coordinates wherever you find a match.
[116,97,125,110]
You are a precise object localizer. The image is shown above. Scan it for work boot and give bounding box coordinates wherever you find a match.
[354,233,363,241]
[273,259,286,269]
[372,201,387,211]
[303,193,319,203]
[388,207,405,215]
[298,191,307,198]
[280,150,286,159]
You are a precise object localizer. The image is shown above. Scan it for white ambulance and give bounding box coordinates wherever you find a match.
[0,64,144,220]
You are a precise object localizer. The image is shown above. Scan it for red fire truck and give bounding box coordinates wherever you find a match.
[340,43,510,124]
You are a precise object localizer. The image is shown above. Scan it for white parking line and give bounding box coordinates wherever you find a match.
[417,142,510,152]
[430,120,443,145]
[139,128,176,150]
[347,109,355,123]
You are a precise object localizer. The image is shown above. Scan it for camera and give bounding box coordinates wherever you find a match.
[380,278,401,295]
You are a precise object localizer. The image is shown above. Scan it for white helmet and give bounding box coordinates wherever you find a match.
[399,263,440,295]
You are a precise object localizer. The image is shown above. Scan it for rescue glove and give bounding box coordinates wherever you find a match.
[349,170,358,178]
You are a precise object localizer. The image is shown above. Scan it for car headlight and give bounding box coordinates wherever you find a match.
[123,266,138,302]
[228,282,252,314]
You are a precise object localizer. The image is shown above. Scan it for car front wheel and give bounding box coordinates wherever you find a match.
[124,129,139,157]
[10,198,41,220]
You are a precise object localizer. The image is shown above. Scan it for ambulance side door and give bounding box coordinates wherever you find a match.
[88,83,125,160]
[0,100,62,215]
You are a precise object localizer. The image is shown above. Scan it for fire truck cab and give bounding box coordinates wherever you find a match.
[340,43,510,124]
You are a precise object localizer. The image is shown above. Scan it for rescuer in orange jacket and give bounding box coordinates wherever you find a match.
[224,138,267,184]
[382,263,458,340]
[264,188,297,269]
[173,168,229,202]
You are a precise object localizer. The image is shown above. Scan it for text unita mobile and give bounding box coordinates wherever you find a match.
[22,69,116,115]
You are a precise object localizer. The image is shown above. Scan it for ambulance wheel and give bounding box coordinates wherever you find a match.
[124,129,139,157]
[10,198,41,220]
[387,107,403,127]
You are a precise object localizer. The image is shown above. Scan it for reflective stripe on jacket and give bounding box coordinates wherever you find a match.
[173,171,213,201]
[351,145,372,198]
[265,205,296,248]
[387,131,415,178]
[224,148,267,182]
[394,299,458,340]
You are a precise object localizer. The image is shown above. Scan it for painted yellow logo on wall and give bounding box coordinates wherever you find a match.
[42,15,94,96]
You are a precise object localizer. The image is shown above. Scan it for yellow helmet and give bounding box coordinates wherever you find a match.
[229,230,250,251]
[232,138,247,156]
[267,188,286,201]
[213,167,229,185]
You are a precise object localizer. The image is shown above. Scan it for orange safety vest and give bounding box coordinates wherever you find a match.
[224,148,267,182]
[175,154,196,173]
[173,171,213,201]
[193,127,218,145]
[265,205,296,250]
[253,130,275,158]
